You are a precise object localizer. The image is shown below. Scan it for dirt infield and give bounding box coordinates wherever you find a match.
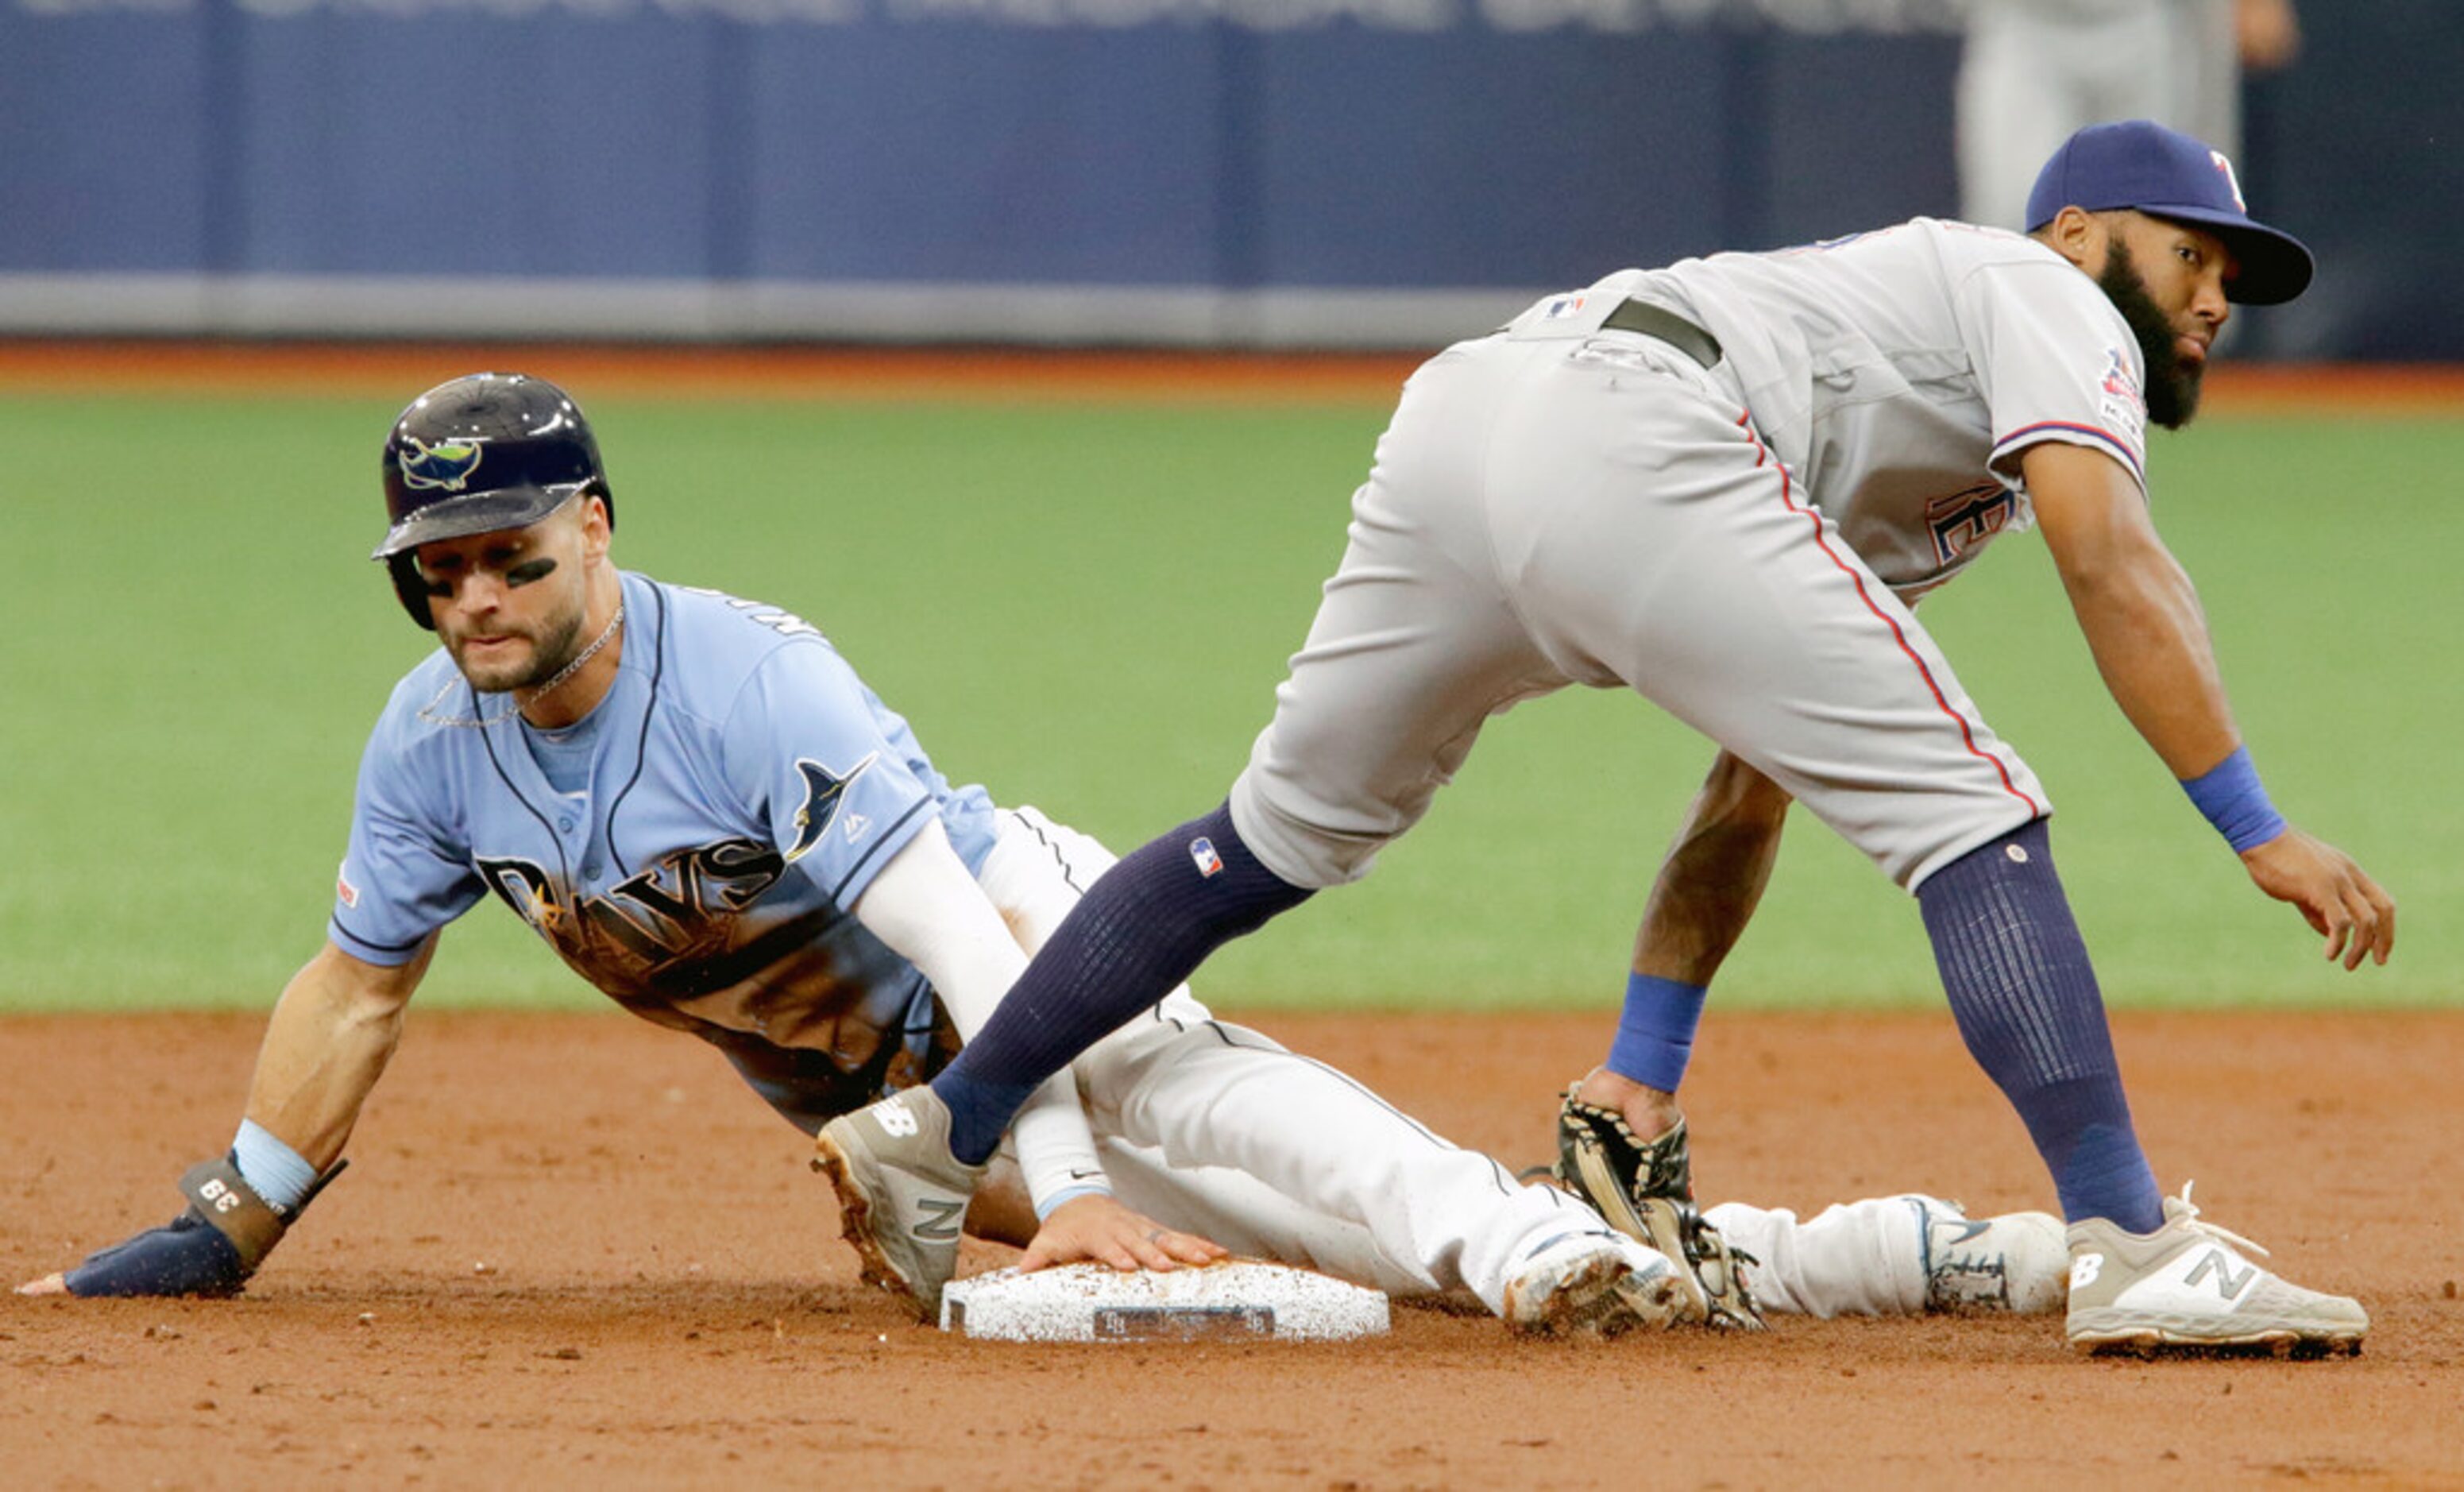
[5,1009,2460,1490]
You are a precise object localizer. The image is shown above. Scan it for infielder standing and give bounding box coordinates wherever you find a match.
[15,374,2064,1334]
[1959,0,2302,230]
[817,121,2394,1355]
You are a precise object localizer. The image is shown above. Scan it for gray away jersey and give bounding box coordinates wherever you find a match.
[330,572,998,1131]
[1615,218,2152,599]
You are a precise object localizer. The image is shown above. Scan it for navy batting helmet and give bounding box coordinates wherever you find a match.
[374,373,612,628]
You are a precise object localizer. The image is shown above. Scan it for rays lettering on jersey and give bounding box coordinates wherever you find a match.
[474,838,786,974]
[677,586,824,640]
[1925,481,2018,566]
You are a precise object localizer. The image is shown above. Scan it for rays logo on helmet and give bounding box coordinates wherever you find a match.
[786,752,879,863]
[399,436,485,493]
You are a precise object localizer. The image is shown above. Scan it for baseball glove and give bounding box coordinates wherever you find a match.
[1551,1085,1764,1331]
[57,1154,346,1298]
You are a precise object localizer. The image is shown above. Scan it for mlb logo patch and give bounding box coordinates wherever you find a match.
[1540,294,1587,322]
[2099,347,2142,406]
[1188,837,1224,878]
[2098,346,2147,441]
[336,863,360,909]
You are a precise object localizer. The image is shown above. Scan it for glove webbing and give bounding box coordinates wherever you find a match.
[1554,1088,1763,1331]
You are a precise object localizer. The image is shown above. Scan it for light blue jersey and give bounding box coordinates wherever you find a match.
[330,572,998,1131]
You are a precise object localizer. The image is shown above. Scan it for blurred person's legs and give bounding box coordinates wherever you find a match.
[1958,1,2177,229]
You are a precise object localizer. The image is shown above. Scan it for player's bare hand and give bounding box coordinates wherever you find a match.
[16,1272,68,1297]
[1018,1193,1228,1274]
[2240,828,2396,970]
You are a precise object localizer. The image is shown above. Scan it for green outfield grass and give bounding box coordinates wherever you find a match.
[1,387,2454,1015]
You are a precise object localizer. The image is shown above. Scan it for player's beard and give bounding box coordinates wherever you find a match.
[446,596,587,695]
[2097,239,2203,430]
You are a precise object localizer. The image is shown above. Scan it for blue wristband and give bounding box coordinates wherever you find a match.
[1033,1182,1114,1223]
[1604,974,1709,1094]
[2179,745,2288,853]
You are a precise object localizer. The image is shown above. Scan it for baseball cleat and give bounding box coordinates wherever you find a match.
[1500,1231,1691,1338]
[2064,1183,2367,1356]
[1902,1196,2068,1315]
[1552,1095,1764,1330]
[812,1086,987,1323]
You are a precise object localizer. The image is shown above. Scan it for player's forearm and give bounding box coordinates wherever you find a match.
[2025,443,2244,780]
[854,820,1110,1207]
[2053,522,2243,781]
[854,819,1028,1042]
[241,940,423,1170]
[1634,752,1791,984]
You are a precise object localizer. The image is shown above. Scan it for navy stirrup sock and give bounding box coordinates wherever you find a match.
[933,802,1312,1165]
[1918,819,2164,1233]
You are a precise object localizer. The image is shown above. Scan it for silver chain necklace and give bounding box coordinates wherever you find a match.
[415,604,624,730]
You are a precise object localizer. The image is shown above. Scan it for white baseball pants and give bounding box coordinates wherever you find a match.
[979,806,1939,1317]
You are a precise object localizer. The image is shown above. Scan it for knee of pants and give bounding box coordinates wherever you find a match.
[1072,1001,1245,1122]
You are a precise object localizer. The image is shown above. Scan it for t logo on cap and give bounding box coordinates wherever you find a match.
[2210,150,2247,213]
[2024,120,2313,305]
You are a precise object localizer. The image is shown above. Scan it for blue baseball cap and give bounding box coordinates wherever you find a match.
[2026,120,2314,305]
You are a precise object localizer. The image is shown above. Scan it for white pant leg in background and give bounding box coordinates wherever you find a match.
[1958,0,2233,231]
[976,806,1602,1312]
[976,806,1940,1315]
[1705,1197,1929,1319]
[1079,1013,1613,1313]
[1958,0,2184,230]
[1091,1138,1438,1299]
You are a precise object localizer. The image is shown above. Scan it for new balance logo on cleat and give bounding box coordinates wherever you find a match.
[913,1196,964,1243]
[877,1102,920,1138]
[2184,1247,2256,1301]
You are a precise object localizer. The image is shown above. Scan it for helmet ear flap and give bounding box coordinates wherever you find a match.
[388,553,436,631]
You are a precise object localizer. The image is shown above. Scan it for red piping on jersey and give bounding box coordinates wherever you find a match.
[1991,421,2144,485]
[1737,412,2043,817]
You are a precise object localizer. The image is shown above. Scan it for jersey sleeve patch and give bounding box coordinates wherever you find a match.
[1965,258,2151,493]
[786,752,880,864]
[2093,346,2149,445]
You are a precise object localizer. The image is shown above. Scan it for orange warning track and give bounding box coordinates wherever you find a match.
[0,338,2458,413]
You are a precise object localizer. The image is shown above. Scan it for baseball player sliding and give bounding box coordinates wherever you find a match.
[815,121,2395,1356]
[16,374,2067,1334]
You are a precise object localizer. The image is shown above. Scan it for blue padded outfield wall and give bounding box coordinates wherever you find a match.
[0,0,2454,355]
